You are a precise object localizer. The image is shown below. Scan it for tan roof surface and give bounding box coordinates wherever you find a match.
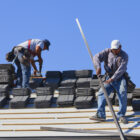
[0,106,140,137]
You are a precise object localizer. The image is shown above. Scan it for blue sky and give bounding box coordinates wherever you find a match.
[0,0,140,87]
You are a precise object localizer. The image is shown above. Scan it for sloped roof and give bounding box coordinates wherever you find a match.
[0,105,140,139]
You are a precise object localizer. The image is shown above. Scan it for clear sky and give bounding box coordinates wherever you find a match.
[0,0,140,87]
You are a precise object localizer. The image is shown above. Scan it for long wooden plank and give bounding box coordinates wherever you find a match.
[76,18,125,140]
[30,77,45,79]
[0,114,138,120]
[0,109,133,115]
[0,127,140,131]
[0,117,54,120]
[58,114,139,119]
[2,121,140,125]
[41,126,119,135]
[41,126,140,137]
[0,129,41,132]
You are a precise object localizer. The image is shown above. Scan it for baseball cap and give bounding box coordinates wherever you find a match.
[111,40,121,49]
[43,39,50,50]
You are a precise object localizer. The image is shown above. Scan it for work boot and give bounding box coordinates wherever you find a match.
[119,116,128,124]
[89,113,106,122]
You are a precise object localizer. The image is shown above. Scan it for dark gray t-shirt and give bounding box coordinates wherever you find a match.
[93,48,128,81]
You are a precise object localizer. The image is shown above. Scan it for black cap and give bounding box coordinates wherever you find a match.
[43,39,50,47]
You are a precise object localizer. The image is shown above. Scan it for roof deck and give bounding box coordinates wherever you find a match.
[0,104,140,140]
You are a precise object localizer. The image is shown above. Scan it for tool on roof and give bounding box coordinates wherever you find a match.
[75,18,126,140]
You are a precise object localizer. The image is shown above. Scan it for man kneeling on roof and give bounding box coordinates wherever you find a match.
[90,40,128,124]
[12,39,50,88]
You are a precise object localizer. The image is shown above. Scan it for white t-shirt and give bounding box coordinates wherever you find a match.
[17,39,44,51]
[17,39,45,59]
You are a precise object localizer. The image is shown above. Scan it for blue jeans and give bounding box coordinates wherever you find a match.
[97,76,127,119]
[15,53,31,88]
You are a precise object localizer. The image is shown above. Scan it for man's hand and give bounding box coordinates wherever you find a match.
[33,70,42,77]
[105,78,113,84]
[33,70,38,76]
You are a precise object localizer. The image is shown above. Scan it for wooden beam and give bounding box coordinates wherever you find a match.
[0,129,41,132]
[40,126,119,135]
[0,117,55,120]
[2,121,140,125]
[30,77,45,79]
[41,126,140,137]
[0,127,140,132]
[0,109,133,115]
[0,114,139,120]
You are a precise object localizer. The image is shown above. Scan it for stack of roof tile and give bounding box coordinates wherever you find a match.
[74,70,95,109]
[0,64,15,108]
[57,70,76,107]
[132,88,140,111]
[34,87,54,108]
[44,71,61,90]
[10,88,31,108]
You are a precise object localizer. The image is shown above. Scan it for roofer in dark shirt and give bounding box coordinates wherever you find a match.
[90,40,128,124]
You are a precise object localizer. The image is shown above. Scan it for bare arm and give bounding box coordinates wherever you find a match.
[30,59,38,75]
[35,46,43,73]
